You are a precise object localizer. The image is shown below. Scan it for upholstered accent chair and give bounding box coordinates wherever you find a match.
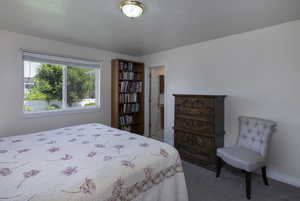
[216,116,276,200]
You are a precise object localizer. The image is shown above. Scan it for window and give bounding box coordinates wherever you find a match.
[23,51,101,114]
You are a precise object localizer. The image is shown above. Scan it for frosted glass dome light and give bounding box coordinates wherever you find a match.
[120,0,144,19]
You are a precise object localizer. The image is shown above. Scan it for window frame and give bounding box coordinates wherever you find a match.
[22,51,102,118]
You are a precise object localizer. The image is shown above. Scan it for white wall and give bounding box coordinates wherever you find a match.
[0,30,139,137]
[143,20,300,186]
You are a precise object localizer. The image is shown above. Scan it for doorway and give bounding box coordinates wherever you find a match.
[149,66,165,141]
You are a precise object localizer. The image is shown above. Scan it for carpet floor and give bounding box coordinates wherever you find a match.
[182,161,300,201]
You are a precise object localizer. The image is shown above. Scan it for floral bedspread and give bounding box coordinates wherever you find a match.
[0,123,188,201]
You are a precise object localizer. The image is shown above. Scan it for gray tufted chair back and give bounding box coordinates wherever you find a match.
[237,116,276,158]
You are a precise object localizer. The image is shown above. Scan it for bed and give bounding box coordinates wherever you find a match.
[0,123,188,201]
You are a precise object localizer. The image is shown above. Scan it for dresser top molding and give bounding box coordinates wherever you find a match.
[173,94,226,98]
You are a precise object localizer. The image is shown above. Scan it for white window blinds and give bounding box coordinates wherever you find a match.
[23,50,101,68]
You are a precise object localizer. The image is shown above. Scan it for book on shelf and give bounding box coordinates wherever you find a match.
[119,115,133,126]
[120,81,143,93]
[119,72,140,80]
[120,103,140,114]
[119,61,133,72]
[119,93,138,103]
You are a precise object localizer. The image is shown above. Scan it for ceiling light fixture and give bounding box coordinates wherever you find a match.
[120,0,144,19]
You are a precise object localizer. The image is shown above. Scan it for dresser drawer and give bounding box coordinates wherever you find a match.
[175,96,214,107]
[175,107,214,120]
[177,147,211,165]
[175,116,214,134]
[175,97,215,119]
[175,131,216,170]
[174,130,215,154]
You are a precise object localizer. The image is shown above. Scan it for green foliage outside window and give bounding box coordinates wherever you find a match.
[25,88,47,101]
[44,104,61,111]
[24,105,33,112]
[25,64,96,107]
[67,67,95,106]
[33,64,63,102]
[84,102,97,106]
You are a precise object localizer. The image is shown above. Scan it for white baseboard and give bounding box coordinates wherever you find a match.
[268,169,300,188]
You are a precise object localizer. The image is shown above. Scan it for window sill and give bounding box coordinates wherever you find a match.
[23,106,101,119]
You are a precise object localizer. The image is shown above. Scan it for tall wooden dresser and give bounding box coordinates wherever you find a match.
[173,94,226,171]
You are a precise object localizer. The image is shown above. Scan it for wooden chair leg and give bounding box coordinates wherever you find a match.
[216,157,222,178]
[261,166,269,186]
[245,171,252,200]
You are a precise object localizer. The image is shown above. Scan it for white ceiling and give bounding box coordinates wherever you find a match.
[0,0,300,56]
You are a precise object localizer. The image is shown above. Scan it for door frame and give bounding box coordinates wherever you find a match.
[147,66,166,141]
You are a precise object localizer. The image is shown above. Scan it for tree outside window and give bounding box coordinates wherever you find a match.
[24,62,97,113]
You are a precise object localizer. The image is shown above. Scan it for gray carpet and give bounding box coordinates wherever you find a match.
[182,161,300,201]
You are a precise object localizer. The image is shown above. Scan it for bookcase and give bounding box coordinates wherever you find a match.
[111,59,144,135]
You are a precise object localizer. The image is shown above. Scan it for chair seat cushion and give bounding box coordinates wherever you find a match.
[217,146,265,172]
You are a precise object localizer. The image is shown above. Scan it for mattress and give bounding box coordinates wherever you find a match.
[0,123,188,201]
